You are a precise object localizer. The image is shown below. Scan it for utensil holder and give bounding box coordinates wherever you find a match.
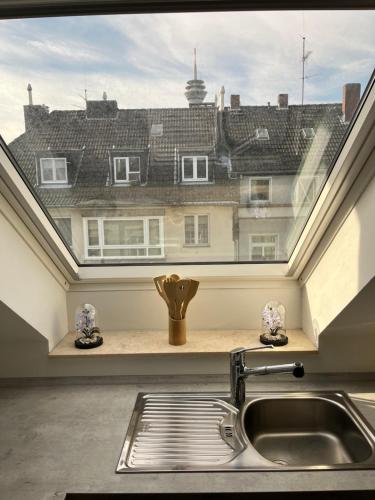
[169,317,186,346]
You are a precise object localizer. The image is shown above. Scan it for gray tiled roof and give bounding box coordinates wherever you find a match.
[9,100,347,207]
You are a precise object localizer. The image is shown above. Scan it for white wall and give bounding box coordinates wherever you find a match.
[302,174,375,341]
[0,192,68,350]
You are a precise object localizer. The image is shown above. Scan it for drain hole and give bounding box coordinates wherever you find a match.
[272,459,288,466]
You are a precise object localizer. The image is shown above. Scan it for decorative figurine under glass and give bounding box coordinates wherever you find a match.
[260,301,288,346]
[74,303,103,349]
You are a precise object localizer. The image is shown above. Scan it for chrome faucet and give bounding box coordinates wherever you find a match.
[230,346,305,408]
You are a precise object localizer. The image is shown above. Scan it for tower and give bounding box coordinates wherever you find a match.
[184,48,207,106]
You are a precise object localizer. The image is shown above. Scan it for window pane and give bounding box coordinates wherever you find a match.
[185,216,195,244]
[42,165,54,182]
[183,158,194,179]
[103,220,144,245]
[3,10,373,264]
[149,219,160,245]
[251,179,270,201]
[115,158,127,181]
[197,158,207,179]
[55,165,67,182]
[87,220,99,246]
[198,215,208,244]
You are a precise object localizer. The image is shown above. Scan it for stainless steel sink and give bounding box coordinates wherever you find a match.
[117,391,375,472]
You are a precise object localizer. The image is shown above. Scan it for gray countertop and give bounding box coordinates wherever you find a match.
[1,375,375,500]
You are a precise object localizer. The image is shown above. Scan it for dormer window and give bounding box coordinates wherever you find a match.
[302,127,315,139]
[40,158,67,184]
[114,157,140,183]
[151,123,163,137]
[182,156,208,182]
[255,128,269,140]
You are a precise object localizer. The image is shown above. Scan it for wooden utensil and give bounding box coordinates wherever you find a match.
[181,279,199,319]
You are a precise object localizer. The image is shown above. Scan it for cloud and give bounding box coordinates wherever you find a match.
[0,10,374,142]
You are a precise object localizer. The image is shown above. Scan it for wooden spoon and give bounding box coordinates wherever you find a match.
[180,279,199,319]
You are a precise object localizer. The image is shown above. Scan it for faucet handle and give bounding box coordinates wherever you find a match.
[230,345,274,356]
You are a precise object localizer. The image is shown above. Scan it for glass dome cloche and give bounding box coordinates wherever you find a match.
[75,303,103,349]
[260,301,288,346]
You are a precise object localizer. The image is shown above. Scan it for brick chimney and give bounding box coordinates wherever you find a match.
[277,94,288,109]
[342,83,361,123]
[86,99,118,119]
[24,104,49,131]
[230,94,240,109]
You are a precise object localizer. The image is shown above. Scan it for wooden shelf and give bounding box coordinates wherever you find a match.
[49,329,317,357]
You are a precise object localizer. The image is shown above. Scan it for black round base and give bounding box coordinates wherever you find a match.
[74,336,103,349]
[260,333,288,346]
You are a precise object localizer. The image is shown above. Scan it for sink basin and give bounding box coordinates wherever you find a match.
[117,391,375,472]
[242,395,372,466]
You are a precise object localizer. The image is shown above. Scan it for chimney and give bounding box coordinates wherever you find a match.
[278,94,288,109]
[230,94,240,109]
[27,83,33,105]
[86,99,118,119]
[342,83,361,124]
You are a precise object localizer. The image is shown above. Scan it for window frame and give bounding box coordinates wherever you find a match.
[181,156,208,182]
[40,157,68,185]
[249,233,279,261]
[113,156,141,184]
[83,216,164,260]
[184,214,210,246]
[249,177,272,203]
[0,7,373,284]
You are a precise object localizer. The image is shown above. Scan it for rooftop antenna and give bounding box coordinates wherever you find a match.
[301,36,312,106]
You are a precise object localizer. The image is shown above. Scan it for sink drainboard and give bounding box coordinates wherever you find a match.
[118,394,245,470]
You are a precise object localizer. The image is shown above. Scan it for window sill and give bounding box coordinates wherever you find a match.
[49,329,316,357]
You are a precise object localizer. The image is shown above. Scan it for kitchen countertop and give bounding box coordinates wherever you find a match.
[1,375,375,499]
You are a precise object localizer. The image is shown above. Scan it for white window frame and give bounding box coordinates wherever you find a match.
[249,234,279,261]
[182,156,208,182]
[249,177,272,203]
[184,214,210,246]
[83,216,164,259]
[113,157,140,184]
[40,158,68,184]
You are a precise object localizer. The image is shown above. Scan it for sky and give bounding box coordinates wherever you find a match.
[0,10,374,142]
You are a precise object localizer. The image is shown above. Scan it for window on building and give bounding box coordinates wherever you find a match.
[53,217,72,246]
[114,157,140,183]
[151,124,163,137]
[250,234,278,261]
[255,128,269,140]
[182,156,208,182]
[293,177,317,204]
[249,178,271,202]
[84,217,163,259]
[184,215,209,245]
[40,158,67,184]
[301,128,315,139]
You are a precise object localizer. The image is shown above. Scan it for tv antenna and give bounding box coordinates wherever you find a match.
[301,36,313,106]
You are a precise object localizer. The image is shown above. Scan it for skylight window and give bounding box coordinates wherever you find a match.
[255,128,270,140]
[301,128,315,139]
[0,8,373,266]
